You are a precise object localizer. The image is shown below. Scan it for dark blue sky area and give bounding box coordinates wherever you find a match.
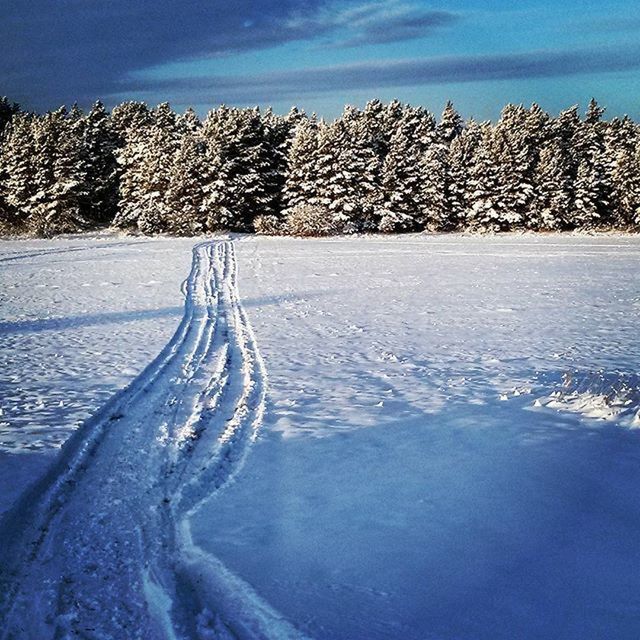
[2,0,640,119]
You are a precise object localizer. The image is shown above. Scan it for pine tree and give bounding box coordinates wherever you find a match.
[313,106,382,233]
[78,101,119,225]
[572,157,605,228]
[0,97,20,142]
[436,101,464,145]
[571,101,610,229]
[379,105,435,232]
[535,106,581,229]
[310,119,349,233]
[165,130,208,235]
[610,143,640,228]
[0,113,37,231]
[113,126,149,230]
[114,102,179,233]
[0,97,21,227]
[362,99,387,161]
[23,108,91,235]
[605,116,638,156]
[465,123,504,231]
[382,101,405,148]
[505,104,549,227]
[604,116,639,226]
[262,107,298,226]
[283,117,345,235]
[414,102,465,232]
[585,97,606,126]
[177,107,201,135]
[282,115,319,213]
[138,103,180,234]
[532,138,573,230]
[448,120,483,228]
[201,106,277,231]
[111,102,153,230]
[361,99,392,163]
[110,102,152,141]
[491,107,530,229]
[160,108,207,235]
[419,144,452,231]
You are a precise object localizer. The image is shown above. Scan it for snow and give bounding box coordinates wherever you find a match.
[192,233,640,639]
[0,233,194,513]
[533,370,640,426]
[2,232,640,639]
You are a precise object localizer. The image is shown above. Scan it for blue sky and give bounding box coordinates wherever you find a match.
[2,0,640,120]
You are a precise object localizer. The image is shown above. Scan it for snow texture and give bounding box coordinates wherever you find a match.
[0,234,194,513]
[0,238,283,639]
[1,233,640,639]
[194,234,640,640]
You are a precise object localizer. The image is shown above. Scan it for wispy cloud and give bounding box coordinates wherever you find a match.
[1,0,331,107]
[0,0,458,110]
[287,2,459,48]
[117,45,640,105]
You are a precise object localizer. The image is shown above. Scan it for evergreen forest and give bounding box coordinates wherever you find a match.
[1,96,639,236]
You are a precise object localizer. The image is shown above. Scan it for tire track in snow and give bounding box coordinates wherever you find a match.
[0,240,307,640]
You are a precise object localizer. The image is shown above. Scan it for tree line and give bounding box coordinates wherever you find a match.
[0,95,639,237]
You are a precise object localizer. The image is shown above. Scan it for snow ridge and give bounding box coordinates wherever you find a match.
[0,240,304,639]
[533,369,640,426]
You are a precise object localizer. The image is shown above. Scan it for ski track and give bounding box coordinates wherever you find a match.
[0,240,306,640]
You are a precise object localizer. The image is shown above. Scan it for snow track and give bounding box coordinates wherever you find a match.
[0,240,304,639]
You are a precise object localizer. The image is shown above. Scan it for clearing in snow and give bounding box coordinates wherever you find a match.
[1,233,640,639]
[0,240,299,639]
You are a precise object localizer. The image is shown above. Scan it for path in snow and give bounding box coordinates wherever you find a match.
[0,240,300,639]
[0,234,192,515]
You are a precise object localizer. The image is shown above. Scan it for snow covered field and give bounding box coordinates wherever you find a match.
[1,233,640,639]
[0,235,194,513]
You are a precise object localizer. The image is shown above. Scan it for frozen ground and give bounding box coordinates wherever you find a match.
[1,233,640,639]
[0,234,195,513]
